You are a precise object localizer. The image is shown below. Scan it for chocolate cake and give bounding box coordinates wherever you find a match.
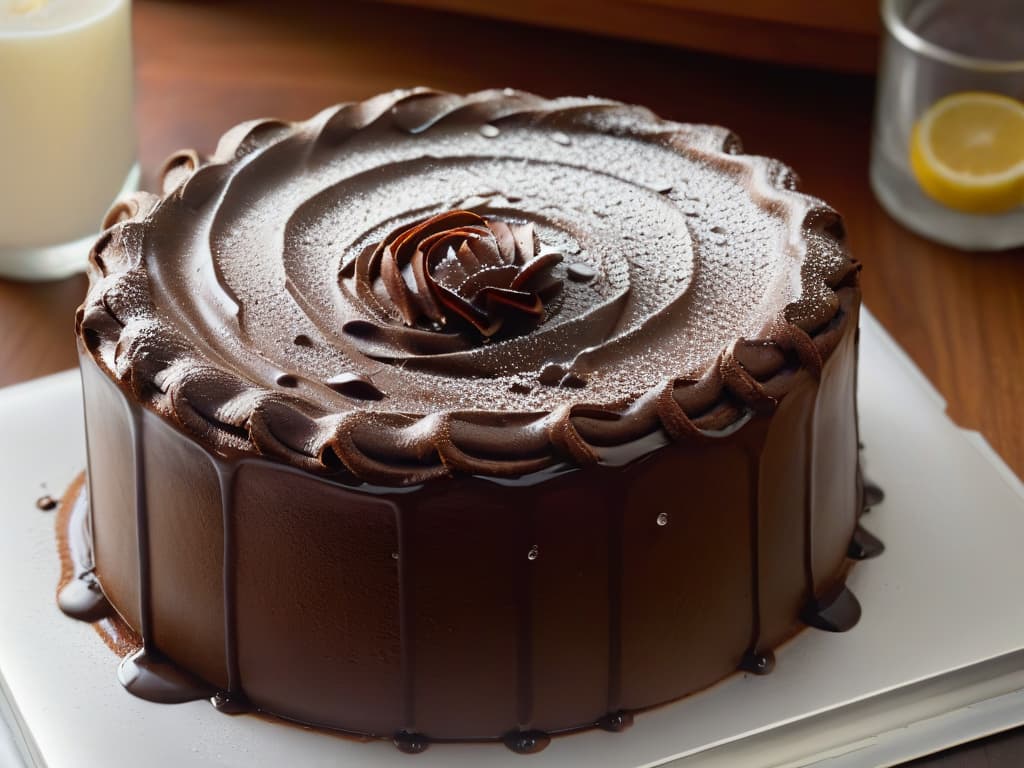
[67,87,877,751]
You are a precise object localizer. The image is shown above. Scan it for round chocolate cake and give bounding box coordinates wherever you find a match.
[69,88,873,750]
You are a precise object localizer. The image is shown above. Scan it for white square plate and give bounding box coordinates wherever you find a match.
[2,309,1023,768]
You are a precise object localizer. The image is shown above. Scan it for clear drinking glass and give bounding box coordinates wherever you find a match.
[870,0,1024,251]
[0,0,138,281]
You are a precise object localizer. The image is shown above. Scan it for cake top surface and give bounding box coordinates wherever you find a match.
[78,88,856,485]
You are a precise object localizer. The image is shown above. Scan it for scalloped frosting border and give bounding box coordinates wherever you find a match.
[76,87,860,486]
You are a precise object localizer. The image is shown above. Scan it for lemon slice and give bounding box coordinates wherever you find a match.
[909,92,1024,214]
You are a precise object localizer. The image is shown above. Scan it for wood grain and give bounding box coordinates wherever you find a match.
[0,2,1021,763]
[372,0,881,72]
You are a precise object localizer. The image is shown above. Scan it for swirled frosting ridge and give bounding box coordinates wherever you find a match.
[77,88,858,485]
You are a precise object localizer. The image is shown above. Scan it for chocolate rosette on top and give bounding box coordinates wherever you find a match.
[341,210,564,357]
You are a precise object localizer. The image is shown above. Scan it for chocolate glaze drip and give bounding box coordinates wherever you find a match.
[863,482,885,509]
[596,711,634,732]
[502,730,552,755]
[801,586,862,633]
[117,647,215,704]
[77,88,855,487]
[58,573,112,623]
[739,651,777,675]
[129,405,153,643]
[396,507,416,733]
[606,492,625,716]
[120,403,217,705]
[58,466,257,718]
[55,475,139,657]
[211,691,251,714]
[801,388,819,628]
[743,443,767,674]
[516,508,536,731]
[393,731,429,754]
[847,524,885,560]
[217,465,242,696]
[56,474,114,623]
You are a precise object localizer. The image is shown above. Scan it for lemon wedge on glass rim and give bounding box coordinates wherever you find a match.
[909,92,1024,214]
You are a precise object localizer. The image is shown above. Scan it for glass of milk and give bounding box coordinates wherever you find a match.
[0,0,138,281]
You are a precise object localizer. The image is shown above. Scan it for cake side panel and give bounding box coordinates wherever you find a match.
[233,465,403,735]
[528,478,611,732]
[81,353,142,633]
[379,470,613,739]
[758,374,817,648]
[140,408,228,690]
[811,303,861,597]
[404,482,521,738]
[618,440,753,709]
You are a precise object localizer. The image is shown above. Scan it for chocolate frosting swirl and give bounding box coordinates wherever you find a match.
[342,210,563,358]
[77,88,859,485]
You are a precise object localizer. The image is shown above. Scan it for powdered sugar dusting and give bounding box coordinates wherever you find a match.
[80,89,853,482]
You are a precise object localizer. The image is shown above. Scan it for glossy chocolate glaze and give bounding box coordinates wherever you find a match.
[58,395,882,750]
[863,481,886,509]
[118,647,215,704]
[393,731,430,755]
[801,587,862,634]
[55,473,113,624]
[503,730,552,755]
[73,295,871,747]
[68,89,879,749]
[55,473,139,657]
[848,524,886,560]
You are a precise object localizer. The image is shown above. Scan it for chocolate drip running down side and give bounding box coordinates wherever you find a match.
[55,474,113,624]
[67,88,883,751]
[58,416,884,751]
[70,336,883,751]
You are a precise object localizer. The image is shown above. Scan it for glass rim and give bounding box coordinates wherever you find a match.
[0,0,124,40]
[881,0,1024,74]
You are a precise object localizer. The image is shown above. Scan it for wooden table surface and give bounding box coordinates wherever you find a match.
[1,1,1021,764]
